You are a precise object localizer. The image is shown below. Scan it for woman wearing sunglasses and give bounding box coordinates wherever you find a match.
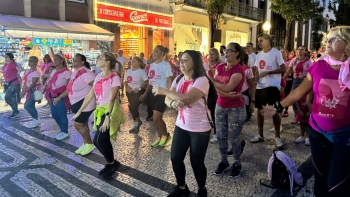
[263,26,350,196]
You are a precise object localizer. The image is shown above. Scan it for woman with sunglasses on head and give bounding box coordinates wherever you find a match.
[263,26,350,196]
[283,46,312,128]
[125,56,149,133]
[43,53,72,140]
[212,43,246,178]
[152,50,211,197]
[20,56,41,128]
[71,52,122,178]
[140,45,173,147]
[0,53,21,118]
[53,54,96,155]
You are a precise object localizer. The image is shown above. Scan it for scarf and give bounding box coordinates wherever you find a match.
[177,79,193,125]
[324,55,350,91]
[66,68,87,95]
[294,58,309,78]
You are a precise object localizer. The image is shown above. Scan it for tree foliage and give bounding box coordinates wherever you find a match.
[328,0,350,26]
[205,0,232,48]
[269,0,324,49]
[311,15,324,50]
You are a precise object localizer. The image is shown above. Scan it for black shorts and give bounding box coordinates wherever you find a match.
[150,93,167,113]
[255,87,281,109]
[70,99,94,123]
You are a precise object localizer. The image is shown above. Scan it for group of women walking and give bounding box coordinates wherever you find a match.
[1,26,350,197]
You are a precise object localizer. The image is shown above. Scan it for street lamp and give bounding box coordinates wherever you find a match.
[263,21,271,33]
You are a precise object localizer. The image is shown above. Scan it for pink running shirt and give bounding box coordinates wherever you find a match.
[67,67,96,112]
[24,69,41,88]
[2,62,20,85]
[289,58,312,79]
[93,72,121,107]
[172,76,211,132]
[308,60,350,132]
[241,65,254,92]
[215,63,245,108]
[48,69,71,90]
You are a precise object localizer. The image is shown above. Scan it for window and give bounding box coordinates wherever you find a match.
[66,0,85,3]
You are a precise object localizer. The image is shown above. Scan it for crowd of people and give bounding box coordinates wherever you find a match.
[1,25,350,197]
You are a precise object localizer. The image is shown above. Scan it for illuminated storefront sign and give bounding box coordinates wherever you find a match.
[95,2,173,30]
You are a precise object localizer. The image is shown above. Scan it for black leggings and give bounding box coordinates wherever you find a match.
[171,126,210,188]
[146,93,153,118]
[309,128,350,196]
[126,89,145,120]
[284,80,293,111]
[93,115,114,163]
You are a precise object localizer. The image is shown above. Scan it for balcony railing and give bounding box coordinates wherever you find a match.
[171,0,263,22]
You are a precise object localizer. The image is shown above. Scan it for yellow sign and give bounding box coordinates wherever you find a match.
[64,39,73,45]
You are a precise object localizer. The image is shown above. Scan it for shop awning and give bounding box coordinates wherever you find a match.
[0,15,114,41]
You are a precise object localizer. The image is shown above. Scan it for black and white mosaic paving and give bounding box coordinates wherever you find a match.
[0,99,314,197]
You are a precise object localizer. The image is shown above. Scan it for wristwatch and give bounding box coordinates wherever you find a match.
[251,100,255,103]
[105,112,110,116]
[273,101,284,113]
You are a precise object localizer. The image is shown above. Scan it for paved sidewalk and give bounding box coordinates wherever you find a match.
[0,98,315,197]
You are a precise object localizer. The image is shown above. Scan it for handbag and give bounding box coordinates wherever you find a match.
[33,87,43,101]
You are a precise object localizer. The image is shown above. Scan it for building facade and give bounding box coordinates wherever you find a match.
[171,0,263,54]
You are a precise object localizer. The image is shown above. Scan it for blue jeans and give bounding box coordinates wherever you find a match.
[24,91,38,119]
[50,99,68,133]
[292,78,304,117]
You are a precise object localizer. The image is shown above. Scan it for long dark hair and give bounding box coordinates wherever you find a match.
[44,54,52,63]
[132,56,145,69]
[75,53,91,69]
[155,45,169,58]
[182,50,207,79]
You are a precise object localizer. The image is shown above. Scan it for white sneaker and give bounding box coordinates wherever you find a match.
[275,137,283,149]
[210,135,218,144]
[305,138,310,146]
[295,136,306,144]
[55,132,69,140]
[249,135,264,143]
[270,125,283,133]
[27,119,39,128]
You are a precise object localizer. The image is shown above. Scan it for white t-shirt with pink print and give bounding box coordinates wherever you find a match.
[241,65,254,92]
[67,67,96,112]
[172,76,211,132]
[124,68,148,89]
[93,72,121,107]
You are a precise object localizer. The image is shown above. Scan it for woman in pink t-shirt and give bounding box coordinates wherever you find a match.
[71,52,122,178]
[280,48,293,117]
[43,53,72,141]
[41,54,54,84]
[207,48,221,144]
[212,43,246,178]
[152,50,211,196]
[0,53,21,118]
[20,56,41,128]
[53,54,96,156]
[284,46,312,124]
[265,26,350,196]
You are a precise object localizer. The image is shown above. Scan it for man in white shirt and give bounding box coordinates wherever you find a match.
[249,33,286,149]
[117,49,130,70]
[246,42,256,63]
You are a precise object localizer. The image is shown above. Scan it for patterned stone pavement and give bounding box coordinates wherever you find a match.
[0,97,315,197]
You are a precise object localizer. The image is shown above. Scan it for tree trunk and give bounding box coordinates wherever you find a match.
[209,14,216,48]
[284,20,292,50]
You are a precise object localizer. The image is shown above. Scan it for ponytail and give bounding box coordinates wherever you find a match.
[76,53,90,69]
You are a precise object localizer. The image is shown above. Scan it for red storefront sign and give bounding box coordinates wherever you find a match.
[96,3,173,29]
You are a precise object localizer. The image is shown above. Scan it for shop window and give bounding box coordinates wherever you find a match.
[153,29,163,49]
[120,26,145,58]
[225,31,248,46]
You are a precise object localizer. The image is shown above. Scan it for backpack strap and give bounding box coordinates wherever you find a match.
[175,74,184,84]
